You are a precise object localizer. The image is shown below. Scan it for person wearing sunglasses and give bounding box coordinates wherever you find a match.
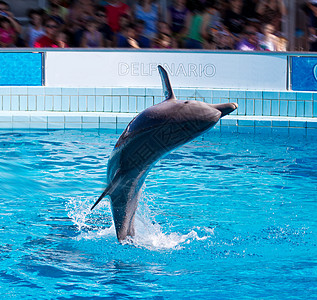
[34,17,66,48]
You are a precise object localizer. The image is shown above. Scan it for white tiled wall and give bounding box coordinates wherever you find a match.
[0,87,316,135]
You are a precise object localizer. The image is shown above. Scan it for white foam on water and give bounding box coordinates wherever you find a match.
[66,196,116,240]
[66,193,214,250]
[75,224,117,241]
[66,196,94,231]
[125,226,211,251]
[122,195,211,251]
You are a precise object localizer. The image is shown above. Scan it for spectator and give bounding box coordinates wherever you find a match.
[167,0,188,32]
[112,13,131,47]
[156,21,177,47]
[184,2,205,49]
[256,0,286,32]
[223,0,245,36]
[94,5,114,47]
[55,30,69,47]
[305,0,317,50]
[235,25,260,50]
[0,0,22,45]
[23,9,45,47]
[153,32,173,48]
[276,34,287,51]
[74,0,95,16]
[66,0,94,35]
[167,0,189,45]
[34,17,65,47]
[66,8,92,47]
[259,23,278,51]
[201,0,223,49]
[46,0,68,21]
[134,19,151,48]
[116,23,140,48]
[118,12,131,30]
[80,19,103,47]
[133,0,160,40]
[215,29,235,50]
[105,0,131,33]
[0,0,295,50]
[0,16,17,47]
[216,0,231,19]
[242,0,260,20]
[49,3,66,26]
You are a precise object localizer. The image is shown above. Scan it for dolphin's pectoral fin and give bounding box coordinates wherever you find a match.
[158,65,176,101]
[90,170,122,211]
[90,184,112,210]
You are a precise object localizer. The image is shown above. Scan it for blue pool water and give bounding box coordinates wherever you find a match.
[0,129,316,299]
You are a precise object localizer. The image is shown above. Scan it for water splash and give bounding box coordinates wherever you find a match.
[125,227,211,251]
[125,195,212,251]
[66,196,117,241]
[66,196,95,231]
[66,193,214,251]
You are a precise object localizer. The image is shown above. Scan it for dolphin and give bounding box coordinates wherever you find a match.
[91,65,238,242]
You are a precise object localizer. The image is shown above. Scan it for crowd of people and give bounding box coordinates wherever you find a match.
[0,0,311,51]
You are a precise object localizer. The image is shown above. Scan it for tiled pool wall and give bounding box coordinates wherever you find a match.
[0,87,316,135]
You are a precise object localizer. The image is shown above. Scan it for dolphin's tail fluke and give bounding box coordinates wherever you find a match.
[158,65,176,101]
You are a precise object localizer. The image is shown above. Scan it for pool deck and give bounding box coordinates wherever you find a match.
[0,111,316,135]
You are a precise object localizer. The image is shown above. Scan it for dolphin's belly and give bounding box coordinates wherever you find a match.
[108,134,165,181]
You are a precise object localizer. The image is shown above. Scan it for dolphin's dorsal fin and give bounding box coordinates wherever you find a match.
[158,65,175,101]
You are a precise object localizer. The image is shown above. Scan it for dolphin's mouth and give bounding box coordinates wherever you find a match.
[212,102,238,118]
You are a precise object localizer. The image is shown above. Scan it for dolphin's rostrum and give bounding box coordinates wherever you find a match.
[91,65,238,242]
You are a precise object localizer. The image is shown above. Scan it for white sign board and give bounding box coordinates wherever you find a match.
[45,50,287,90]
